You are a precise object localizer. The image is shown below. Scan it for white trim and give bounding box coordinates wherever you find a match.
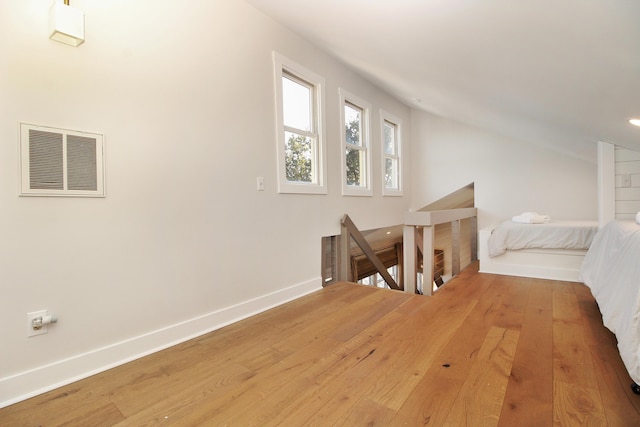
[598,140,615,228]
[272,52,327,195]
[0,277,321,409]
[380,110,403,196]
[339,88,372,197]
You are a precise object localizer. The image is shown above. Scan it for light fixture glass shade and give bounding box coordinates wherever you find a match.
[629,119,640,127]
[49,2,85,47]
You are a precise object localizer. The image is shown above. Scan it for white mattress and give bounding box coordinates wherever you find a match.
[487,220,598,258]
[580,220,640,384]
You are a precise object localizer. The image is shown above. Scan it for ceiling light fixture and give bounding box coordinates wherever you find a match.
[629,119,640,127]
[49,0,85,47]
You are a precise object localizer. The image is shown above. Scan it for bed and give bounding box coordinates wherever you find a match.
[579,219,640,387]
[479,220,599,282]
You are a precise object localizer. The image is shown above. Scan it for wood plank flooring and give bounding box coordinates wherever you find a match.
[2,263,640,426]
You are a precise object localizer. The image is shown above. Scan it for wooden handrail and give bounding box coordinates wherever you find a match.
[340,215,401,290]
[405,207,477,226]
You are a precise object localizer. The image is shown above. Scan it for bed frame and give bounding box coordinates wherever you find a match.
[478,225,587,282]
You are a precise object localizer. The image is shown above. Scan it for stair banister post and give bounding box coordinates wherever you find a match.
[452,219,461,276]
[422,225,434,296]
[471,216,478,262]
[403,225,417,294]
[339,215,351,281]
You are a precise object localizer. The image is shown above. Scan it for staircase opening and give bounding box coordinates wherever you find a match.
[322,183,476,294]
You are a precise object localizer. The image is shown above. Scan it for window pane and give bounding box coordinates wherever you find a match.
[385,157,398,189]
[345,104,361,146]
[383,121,395,155]
[282,75,312,131]
[285,131,313,183]
[346,147,363,186]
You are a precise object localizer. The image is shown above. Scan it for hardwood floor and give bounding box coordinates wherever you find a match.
[3,263,640,426]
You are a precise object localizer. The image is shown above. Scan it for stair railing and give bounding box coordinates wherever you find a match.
[403,208,477,295]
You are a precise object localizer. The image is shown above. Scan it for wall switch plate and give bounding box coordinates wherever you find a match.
[27,310,48,337]
[257,177,264,191]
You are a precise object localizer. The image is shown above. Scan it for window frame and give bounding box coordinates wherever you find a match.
[339,88,372,196]
[273,52,327,195]
[380,110,403,196]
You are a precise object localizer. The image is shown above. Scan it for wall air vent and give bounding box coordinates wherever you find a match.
[20,123,105,197]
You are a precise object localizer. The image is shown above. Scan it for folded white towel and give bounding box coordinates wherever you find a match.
[512,212,551,224]
[636,211,640,225]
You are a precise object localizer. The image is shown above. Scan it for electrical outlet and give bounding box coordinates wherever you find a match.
[27,310,48,337]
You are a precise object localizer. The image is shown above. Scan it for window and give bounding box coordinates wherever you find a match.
[381,111,402,196]
[19,123,105,197]
[359,265,399,289]
[273,52,326,194]
[340,89,372,196]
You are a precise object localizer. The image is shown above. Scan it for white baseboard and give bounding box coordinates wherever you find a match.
[0,277,321,409]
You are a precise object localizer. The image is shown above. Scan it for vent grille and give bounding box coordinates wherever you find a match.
[20,123,105,197]
[67,135,98,191]
[29,130,64,190]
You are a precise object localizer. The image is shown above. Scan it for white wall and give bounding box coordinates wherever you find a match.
[411,110,598,228]
[615,146,640,220]
[0,0,412,406]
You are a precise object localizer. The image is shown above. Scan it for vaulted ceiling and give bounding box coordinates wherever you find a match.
[247,0,640,161]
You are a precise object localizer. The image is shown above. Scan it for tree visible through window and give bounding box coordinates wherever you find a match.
[345,103,363,186]
[384,121,397,188]
[285,132,312,182]
[282,73,315,183]
[340,89,371,196]
[382,112,402,195]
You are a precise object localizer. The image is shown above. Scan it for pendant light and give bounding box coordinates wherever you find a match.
[49,0,85,47]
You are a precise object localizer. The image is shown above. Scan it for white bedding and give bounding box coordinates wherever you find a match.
[580,220,640,384]
[487,220,598,258]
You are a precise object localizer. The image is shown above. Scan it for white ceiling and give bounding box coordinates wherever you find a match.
[246,0,640,160]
